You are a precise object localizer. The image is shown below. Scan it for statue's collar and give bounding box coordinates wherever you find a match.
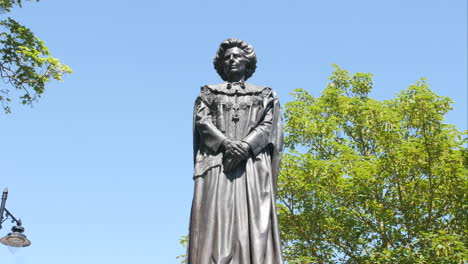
[204,82,265,95]
[226,82,245,90]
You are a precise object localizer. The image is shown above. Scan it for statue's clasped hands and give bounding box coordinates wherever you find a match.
[223,139,250,159]
[222,139,251,172]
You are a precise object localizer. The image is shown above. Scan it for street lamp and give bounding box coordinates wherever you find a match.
[0,188,31,247]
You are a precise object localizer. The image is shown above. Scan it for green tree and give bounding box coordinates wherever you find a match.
[0,0,71,113]
[278,65,467,263]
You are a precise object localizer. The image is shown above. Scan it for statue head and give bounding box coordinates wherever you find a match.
[213,38,257,81]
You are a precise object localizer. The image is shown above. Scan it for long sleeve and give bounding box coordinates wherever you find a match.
[242,105,273,156]
[195,99,226,153]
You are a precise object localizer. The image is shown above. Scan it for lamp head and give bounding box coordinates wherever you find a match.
[0,225,31,247]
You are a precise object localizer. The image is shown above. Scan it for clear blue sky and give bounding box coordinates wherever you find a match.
[1,0,466,263]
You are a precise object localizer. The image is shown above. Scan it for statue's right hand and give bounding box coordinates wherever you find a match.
[223,153,241,172]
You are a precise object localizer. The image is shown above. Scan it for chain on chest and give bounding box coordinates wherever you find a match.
[213,95,262,117]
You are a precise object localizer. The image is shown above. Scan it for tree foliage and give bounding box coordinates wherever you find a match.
[177,235,188,263]
[0,0,71,113]
[278,65,467,263]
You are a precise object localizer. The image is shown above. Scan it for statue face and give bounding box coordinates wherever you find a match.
[222,47,248,80]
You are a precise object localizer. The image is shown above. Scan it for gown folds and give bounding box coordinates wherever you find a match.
[187,82,284,264]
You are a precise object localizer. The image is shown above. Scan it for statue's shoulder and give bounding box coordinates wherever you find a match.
[244,82,269,94]
[244,83,278,99]
[201,83,227,94]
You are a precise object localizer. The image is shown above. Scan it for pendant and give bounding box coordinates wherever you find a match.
[232,105,240,122]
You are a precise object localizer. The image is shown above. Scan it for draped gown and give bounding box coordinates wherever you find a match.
[187,82,284,264]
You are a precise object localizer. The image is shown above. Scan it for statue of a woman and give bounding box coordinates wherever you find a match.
[188,38,284,264]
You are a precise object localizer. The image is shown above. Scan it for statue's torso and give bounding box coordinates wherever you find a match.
[200,82,272,141]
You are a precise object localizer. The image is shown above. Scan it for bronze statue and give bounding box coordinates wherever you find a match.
[188,38,284,264]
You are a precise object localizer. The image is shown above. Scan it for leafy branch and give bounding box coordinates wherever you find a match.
[0,0,71,113]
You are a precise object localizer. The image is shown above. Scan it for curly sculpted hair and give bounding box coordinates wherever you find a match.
[213,38,257,81]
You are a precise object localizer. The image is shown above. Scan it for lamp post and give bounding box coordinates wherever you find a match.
[0,188,31,247]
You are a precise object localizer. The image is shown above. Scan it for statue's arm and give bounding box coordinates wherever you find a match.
[242,105,274,156]
[195,99,227,153]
